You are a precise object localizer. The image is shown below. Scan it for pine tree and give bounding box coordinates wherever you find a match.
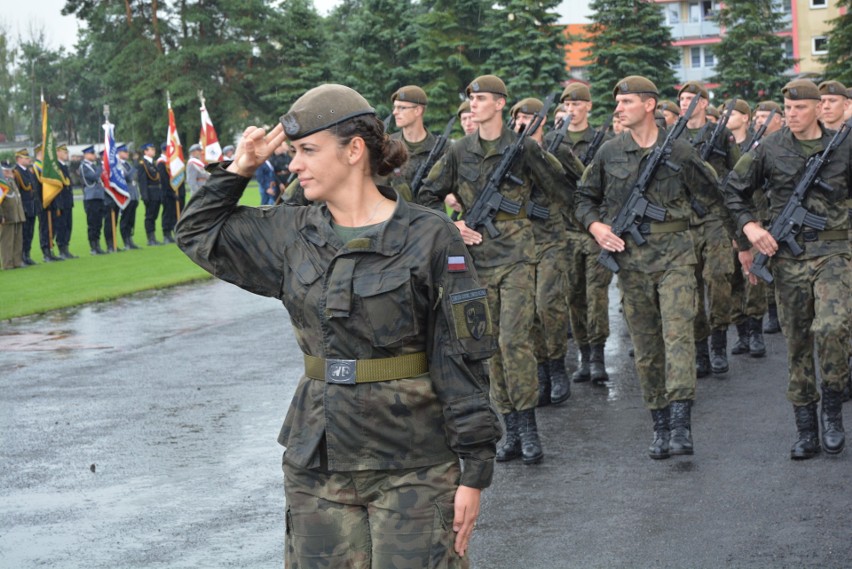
[481,0,566,103]
[585,0,679,121]
[711,0,792,106]
[821,0,852,86]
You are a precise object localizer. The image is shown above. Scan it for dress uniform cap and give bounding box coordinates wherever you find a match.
[755,101,781,114]
[15,148,30,157]
[1,160,12,170]
[457,100,471,117]
[222,145,235,154]
[677,81,708,101]
[782,79,821,101]
[561,83,591,102]
[728,99,751,117]
[140,142,154,151]
[818,80,848,98]
[189,143,202,152]
[57,144,68,152]
[34,143,43,153]
[280,84,375,141]
[466,75,508,98]
[116,144,128,153]
[657,100,679,115]
[82,145,95,155]
[391,85,428,106]
[161,142,168,151]
[613,76,659,99]
[510,97,544,118]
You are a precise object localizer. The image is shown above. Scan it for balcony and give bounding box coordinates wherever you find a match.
[666,20,720,39]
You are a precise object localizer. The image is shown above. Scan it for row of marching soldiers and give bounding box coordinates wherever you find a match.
[328,74,851,465]
[0,142,236,267]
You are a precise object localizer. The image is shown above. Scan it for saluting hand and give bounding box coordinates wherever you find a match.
[453,485,481,557]
[226,124,287,178]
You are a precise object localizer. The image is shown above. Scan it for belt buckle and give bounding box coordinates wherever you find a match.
[325,359,357,385]
[802,230,818,243]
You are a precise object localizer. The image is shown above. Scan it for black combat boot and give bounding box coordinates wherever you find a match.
[710,329,728,374]
[22,252,36,265]
[517,408,544,465]
[549,357,571,404]
[147,233,163,246]
[42,248,57,262]
[163,230,176,244]
[764,303,781,334]
[572,344,591,383]
[496,412,522,462]
[820,388,845,454]
[89,240,105,255]
[59,246,78,259]
[842,376,851,403]
[537,361,551,407]
[124,236,141,250]
[649,407,671,460]
[790,403,820,460]
[731,321,749,355]
[695,339,711,378]
[590,343,609,384]
[748,317,766,358]
[669,400,694,455]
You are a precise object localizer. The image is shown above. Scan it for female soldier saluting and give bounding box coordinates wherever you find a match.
[176,84,500,568]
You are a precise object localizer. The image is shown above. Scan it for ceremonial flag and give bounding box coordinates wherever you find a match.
[166,96,186,192]
[101,121,131,209]
[199,100,222,163]
[0,178,10,206]
[39,95,65,208]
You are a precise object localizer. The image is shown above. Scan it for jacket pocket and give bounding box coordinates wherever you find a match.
[281,255,322,329]
[353,268,420,347]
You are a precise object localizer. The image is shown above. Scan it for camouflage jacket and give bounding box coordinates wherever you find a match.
[726,124,852,260]
[576,128,740,273]
[417,126,565,268]
[380,130,445,202]
[176,167,500,489]
[529,135,584,243]
[544,127,597,234]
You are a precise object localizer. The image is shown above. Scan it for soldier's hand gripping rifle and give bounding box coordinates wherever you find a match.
[463,92,556,238]
[748,117,852,283]
[581,114,612,166]
[410,116,456,198]
[597,93,701,273]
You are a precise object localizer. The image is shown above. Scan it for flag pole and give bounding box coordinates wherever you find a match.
[41,89,55,250]
[104,104,118,252]
[168,91,181,221]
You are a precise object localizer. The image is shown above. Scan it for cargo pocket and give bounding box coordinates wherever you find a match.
[281,256,322,329]
[429,499,457,569]
[353,268,420,347]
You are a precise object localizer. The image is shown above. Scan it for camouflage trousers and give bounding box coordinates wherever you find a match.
[693,221,734,340]
[618,265,698,410]
[730,250,767,323]
[284,458,465,569]
[772,253,851,406]
[565,230,613,346]
[477,262,537,414]
[531,239,570,361]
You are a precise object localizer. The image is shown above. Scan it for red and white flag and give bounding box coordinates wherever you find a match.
[199,103,222,164]
[101,121,130,209]
[166,96,186,192]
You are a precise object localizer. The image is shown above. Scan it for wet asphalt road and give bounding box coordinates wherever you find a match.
[1,279,850,569]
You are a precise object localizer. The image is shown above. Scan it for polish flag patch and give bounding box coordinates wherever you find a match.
[448,255,467,272]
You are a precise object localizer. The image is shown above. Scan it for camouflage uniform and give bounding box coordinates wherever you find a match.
[576,128,737,410]
[177,85,501,565]
[385,130,442,202]
[417,126,565,415]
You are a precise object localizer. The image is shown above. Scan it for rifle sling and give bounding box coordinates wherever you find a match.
[638,220,689,234]
[494,209,528,221]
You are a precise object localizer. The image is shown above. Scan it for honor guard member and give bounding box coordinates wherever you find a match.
[727,79,851,459]
[54,144,77,259]
[80,145,107,255]
[137,142,162,245]
[32,144,63,262]
[552,82,615,383]
[418,74,566,465]
[12,148,38,265]
[386,85,445,201]
[677,81,741,377]
[186,143,210,196]
[158,143,186,244]
[177,83,500,566]
[1,161,26,269]
[512,97,582,406]
[657,100,680,126]
[576,76,741,459]
[117,145,140,249]
[818,81,849,132]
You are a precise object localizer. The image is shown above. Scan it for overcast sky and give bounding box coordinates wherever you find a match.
[0,0,591,52]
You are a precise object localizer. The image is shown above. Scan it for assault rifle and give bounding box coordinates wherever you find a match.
[748,117,852,283]
[463,92,556,238]
[743,108,777,153]
[581,114,613,166]
[524,112,574,220]
[410,116,456,198]
[597,93,701,273]
[699,98,736,162]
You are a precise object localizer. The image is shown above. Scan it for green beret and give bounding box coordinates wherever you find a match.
[818,80,848,98]
[392,85,428,106]
[782,79,821,101]
[678,81,709,101]
[727,99,751,117]
[612,76,659,99]
[511,97,544,117]
[457,100,471,117]
[706,106,720,119]
[657,100,679,115]
[561,83,591,102]
[466,75,508,98]
[755,100,782,114]
[279,84,376,141]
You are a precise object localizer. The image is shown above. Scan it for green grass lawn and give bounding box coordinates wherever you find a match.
[0,182,264,321]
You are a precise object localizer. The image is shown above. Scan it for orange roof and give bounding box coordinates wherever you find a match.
[563,24,593,68]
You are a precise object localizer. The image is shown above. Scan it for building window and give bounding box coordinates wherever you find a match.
[690,46,715,68]
[705,49,716,67]
[810,0,827,7]
[812,36,828,54]
[784,37,794,59]
[664,3,681,24]
[688,1,719,22]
